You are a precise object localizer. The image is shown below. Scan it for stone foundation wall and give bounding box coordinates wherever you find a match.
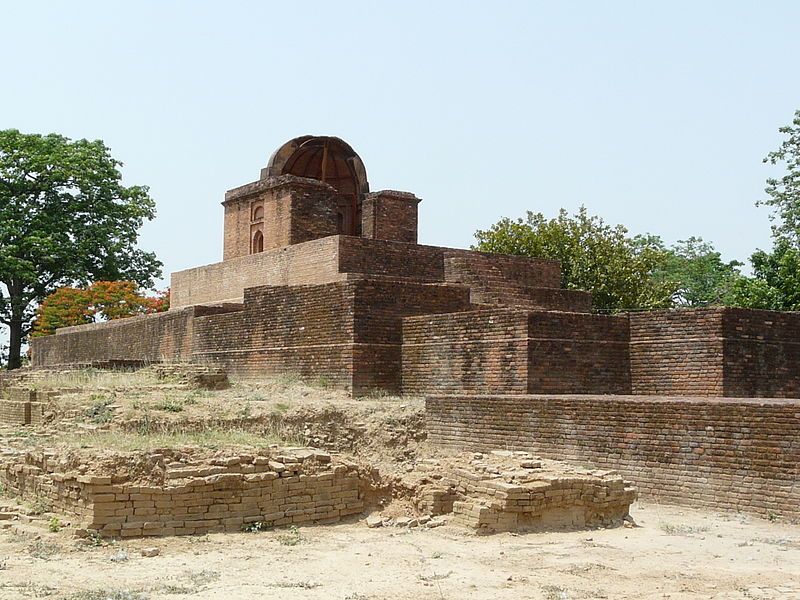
[426,394,800,520]
[0,449,366,537]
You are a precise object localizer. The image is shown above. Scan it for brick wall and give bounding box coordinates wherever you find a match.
[528,312,630,394]
[402,309,530,395]
[402,309,630,395]
[426,394,800,520]
[629,309,724,396]
[351,280,471,392]
[190,280,470,394]
[170,236,344,308]
[722,308,800,397]
[629,308,800,397]
[191,283,355,387]
[1,449,366,537]
[30,306,236,367]
[361,190,420,244]
[222,176,339,260]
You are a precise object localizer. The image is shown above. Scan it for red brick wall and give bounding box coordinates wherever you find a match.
[170,236,344,308]
[402,309,630,395]
[629,309,724,396]
[427,394,800,520]
[31,306,235,366]
[722,308,800,398]
[528,312,630,394]
[222,176,339,260]
[402,309,530,395]
[189,279,470,393]
[361,190,420,244]
[191,283,356,387]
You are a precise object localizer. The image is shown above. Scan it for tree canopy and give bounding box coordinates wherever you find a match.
[473,207,677,311]
[31,281,169,337]
[760,109,800,245]
[0,129,162,368]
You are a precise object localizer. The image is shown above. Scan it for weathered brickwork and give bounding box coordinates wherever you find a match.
[361,190,420,244]
[31,306,238,368]
[722,308,800,398]
[427,394,800,520]
[0,448,366,537]
[443,254,588,311]
[190,280,470,394]
[403,309,530,395]
[171,236,343,308]
[222,176,339,259]
[629,309,724,396]
[402,309,630,395]
[630,308,800,397]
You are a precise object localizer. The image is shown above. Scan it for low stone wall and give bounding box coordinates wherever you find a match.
[426,394,800,520]
[0,448,367,537]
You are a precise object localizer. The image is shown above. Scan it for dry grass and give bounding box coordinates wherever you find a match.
[26,368,161,391]
[60,428,291,451]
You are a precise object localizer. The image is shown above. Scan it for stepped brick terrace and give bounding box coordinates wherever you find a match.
[29,135,800,397]
[18,135,800,523]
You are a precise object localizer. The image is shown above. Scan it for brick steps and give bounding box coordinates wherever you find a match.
[443,255,591,313]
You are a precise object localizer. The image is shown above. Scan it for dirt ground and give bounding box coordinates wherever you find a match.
[1,500,799,600]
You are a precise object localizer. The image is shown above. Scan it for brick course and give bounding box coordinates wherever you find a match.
[427,394,800,520]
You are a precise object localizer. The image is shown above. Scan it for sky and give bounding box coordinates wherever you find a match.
[2,1,800,290]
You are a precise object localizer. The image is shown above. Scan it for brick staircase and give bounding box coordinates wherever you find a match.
[443,254,591,312]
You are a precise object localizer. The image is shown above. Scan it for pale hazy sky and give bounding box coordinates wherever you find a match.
[3,1,799,289]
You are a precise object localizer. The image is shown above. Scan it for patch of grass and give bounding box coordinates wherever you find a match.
[30,368,159,391]
[659,522,710,536]
[48,516,61,533]
[266,581,321,589]
[418,571,453,582]
[152,398,184,413]
[541,585,570,600]
[0,582,60,597]
[85,396,115,424]
[29,497,53,515]
[273,401,290,413]
[277,525,303,546]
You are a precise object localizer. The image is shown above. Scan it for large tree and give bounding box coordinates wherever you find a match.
[0,129,162,369]
[760,109,800,244]
[649,237,743,307]
[473,207,676,311]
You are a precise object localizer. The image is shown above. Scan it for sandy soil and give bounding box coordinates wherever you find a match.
[1,501,798,600]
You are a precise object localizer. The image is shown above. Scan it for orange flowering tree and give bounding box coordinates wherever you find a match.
[32,281,169,337]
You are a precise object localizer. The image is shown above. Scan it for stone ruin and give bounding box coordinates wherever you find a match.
[27,135,800,399]
[2,135,799,535]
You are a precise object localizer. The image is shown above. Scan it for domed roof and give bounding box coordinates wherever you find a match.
[261,135,369,197]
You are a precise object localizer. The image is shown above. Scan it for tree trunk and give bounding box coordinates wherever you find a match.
[8,317,22,370]
[6,282,24,370]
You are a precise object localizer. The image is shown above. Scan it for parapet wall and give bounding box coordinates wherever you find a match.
[426,394,800,520]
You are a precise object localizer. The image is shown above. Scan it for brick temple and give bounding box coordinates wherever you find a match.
[32,135,800,397]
